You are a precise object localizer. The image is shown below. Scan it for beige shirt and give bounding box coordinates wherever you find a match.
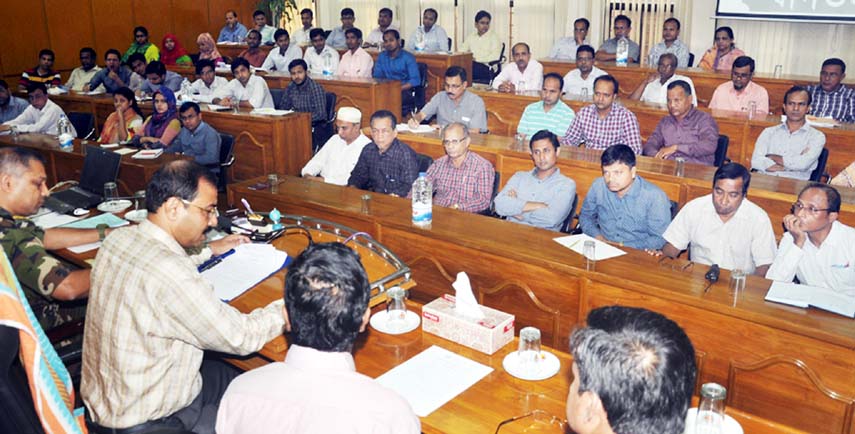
[66,65,102,91]
[81,220,284,428]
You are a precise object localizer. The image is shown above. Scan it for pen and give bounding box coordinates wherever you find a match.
[198,248,236,272]
[241,198,256,215]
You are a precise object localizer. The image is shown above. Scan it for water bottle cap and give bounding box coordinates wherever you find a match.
[418,172,427,177]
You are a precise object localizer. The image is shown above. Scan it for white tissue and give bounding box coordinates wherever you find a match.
[452,272,485,320]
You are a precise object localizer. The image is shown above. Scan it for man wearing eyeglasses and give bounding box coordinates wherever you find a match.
[83,160,280,434]
[767,184,855,296]
[651,163,777,276]
[408,66,486,133]
[708,55,769,116]
[348,110,419,197]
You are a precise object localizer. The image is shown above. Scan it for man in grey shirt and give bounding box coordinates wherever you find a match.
[0,80,28,123]
[408,66,487,133]
[167,102,222,172]
[139,61,183,95]
[596,15,640,63]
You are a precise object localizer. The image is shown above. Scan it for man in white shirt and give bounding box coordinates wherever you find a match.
[65,47,102,91]
[304,28,340,76]
[252,10,277,45]
[408,8,449,53]
[301,107,371,185]
[292,8,313,46]
[653,163,777,276]
[628,53,697,105]
[339,28,374,78]
[562,45,606,97]
[365,8,397,49]
[261,29,302,72]
[549,18,594,61]
[212,58,274,109]
[189,60,228,103]
[0,83,76,137]
[767,184,855,296]
[493,43,543,93]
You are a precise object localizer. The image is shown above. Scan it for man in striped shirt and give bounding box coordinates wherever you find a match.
[808,58,855,123]
[18,49,61,91]
[517,73,575,139]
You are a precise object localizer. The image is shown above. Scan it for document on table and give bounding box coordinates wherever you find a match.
[114,148,137,155]
[553,234,627,261]
[201,243,290,301]
[765,281,855,318]
[375,345,493,417]
[32,211,83,229]
[61,214,130,253]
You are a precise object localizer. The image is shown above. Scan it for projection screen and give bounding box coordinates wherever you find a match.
[717,0,855,22]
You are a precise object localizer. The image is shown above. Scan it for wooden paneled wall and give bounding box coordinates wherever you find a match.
[0,1,261,81]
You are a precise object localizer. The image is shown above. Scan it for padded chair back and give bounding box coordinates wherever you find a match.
[67,111,95,140]
[478,171,502,216]
[416,153,433,173]
[688,52,695,67]
[560,193,580,234]
[670,200,679,220]
[215,133,235,191]
[447,37,452,51]
[325,92,337,123]
[415,62,429,109]
[270,88,286,110]
[0,326,46,434]
[715,135,730,167]
[810,148,829,182]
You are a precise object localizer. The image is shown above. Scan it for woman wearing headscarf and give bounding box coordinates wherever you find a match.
[160,33,192,66]
[134,87,180,148]
[197,32,224,64]
[99,87,143,143]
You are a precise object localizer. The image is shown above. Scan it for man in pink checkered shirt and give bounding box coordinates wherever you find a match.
[561,75,643,154]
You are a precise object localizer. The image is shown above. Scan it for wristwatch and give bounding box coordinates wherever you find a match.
[96,223,109,241]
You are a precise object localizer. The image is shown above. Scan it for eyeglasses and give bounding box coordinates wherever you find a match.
[135,34,146,38]
[181,199,219,218]
[442,137,468,146]
[792,201,830,214]
[494,410,567,433]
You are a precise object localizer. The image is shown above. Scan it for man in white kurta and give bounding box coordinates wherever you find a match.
[301,107,371,185]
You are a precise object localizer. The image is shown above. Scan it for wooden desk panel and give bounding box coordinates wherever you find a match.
[215,43,272,60]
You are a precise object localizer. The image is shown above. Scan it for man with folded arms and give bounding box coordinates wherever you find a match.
[302,107,371,185]
[189,59,228,103]
[709,56,769,116]
[492,43,543,93]
[218,10,248,43]
[212,58,275,109]
[0,83,77,136]
[579,144,671,250]
[348,110,419,197]
[766,184,855,296]
[562,75,642,153]
[517,73,576,138]
[0,80,28,123]
[82,161,280,434]
[338,28,374,78]
[643,80,718,165]
[365,8,397,49]
[562,45,606,97]
[628,53,697,106]
[409,66,487,133]
[807,58,855,123]
[216,242,420,433]
[261,29,302,72]
[65,47,101,91]
[494,130,576,231]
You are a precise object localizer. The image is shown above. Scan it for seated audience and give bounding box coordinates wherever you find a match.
[566,306,696,434]
[139,60,183,95]
[708,55,769,115]
[643,80,718,165]
[292,8,314,45]
[65,47,101,91]
[647,18,690,68]
[420,122,494,213]
[85,49,134,94]
[0,80,28,123]
[579,144,671,250]
[252,9,277,45]
[302,107,372,185]
[304,28,341,75]
[766,184,855,296]
[655,163,777,276]
[218,10,248,43]
[549,18,593,61]
[628,53,697,105]
[0,147,104,329]
[365,8,398,48]
[98,86,143,143]
[82,160,282,434]
[212,58,275,109]
[409,8,449,52]
[808,58,855,123]
[122,26,160,63]
[166,102,222,170]
[279,59,325,123]
[239,30,267,68]
[0,83,77,136]
[492,43,544,93]
[517,73,576,138]
[125,52,147,92]
[160,33,192,66]
[595,15,640,63]
[216,242,420,434]
[197,33,224,64]
[338,28,374,78]
[327,8,355,49]
[751,86,825,180]
[134,87,180,149]
[348,110,419,196]
[460,10,502,83]
[189,59,228,103]
[494,130,576,231]
[562,75,642,153]
[262,29,302,72]
[409,66,487,133]
[698,26,745,72]
[373,30,420,115]
[19,49,61,91]
[562,45,606,96]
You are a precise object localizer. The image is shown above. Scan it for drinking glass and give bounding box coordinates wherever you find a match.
[675,157,686,177]
[103,182,118,202]
[385,286,408,331]
[695,383,726,434]
[517,327,542,372]
[361,194,372,214]
[583,240,596,271]
[134,190,146,211]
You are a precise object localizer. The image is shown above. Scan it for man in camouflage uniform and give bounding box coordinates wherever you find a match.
[0,147,104,330]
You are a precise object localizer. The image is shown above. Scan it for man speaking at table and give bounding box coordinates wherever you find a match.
[82,161,284,434]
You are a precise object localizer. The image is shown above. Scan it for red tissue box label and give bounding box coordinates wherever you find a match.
[504,321,514,333]
[423,311,440,322]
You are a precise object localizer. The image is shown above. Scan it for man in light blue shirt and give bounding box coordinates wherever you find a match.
[327,8,355,49]
[495,130,576,231]
[579,144,671,249]
[408,8,449,53]
[139,61,182,95]
[0,80,29,123]
[218,10,248,43]
[517,73,575,138]
[374,30,421,116]
[167,102,222,171]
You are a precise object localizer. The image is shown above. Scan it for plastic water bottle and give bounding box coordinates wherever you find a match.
[616,37,629,66]
[180,78,192,99]
[322,52,333,76]
[411,172,432,226]
[57,114,73,151]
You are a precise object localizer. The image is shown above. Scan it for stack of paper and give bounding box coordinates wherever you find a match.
[132,149,163,159]
[201,243,290,301]
[61,213,130,253]
[765,281,855,318]
[553,234,627,261]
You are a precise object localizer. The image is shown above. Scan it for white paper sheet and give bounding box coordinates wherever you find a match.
[553,234,627,261]
[31,212,83,229]
[766,281,855,317]
[64,214,130,253]
[374,345,493,417]
[114,148,137,155]
[201,243,289,301]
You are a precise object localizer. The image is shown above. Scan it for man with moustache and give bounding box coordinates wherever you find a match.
[348,110,419,197]
[518,73,576,138]
[212,58,275,109]
[643,80,718,165]
[562,45,606,97]
[408,66,486,133]
[562,75,642,153]
[628,53,697,105]
[493,43,544,93]
[709,56,769,115]
[807,58,855,123]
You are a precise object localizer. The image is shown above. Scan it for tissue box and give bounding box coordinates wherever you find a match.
[421,294,515,355]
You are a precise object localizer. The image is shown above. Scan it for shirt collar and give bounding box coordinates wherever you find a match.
[138,219,189,257]
[285,344,356,372]
[530,167,562,181]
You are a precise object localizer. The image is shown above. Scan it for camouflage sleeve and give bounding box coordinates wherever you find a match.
[0,222,72,298]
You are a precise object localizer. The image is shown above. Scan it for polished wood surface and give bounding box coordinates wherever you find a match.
[215,42,273,61]
[0,133,185,195]
[229,175,855,433]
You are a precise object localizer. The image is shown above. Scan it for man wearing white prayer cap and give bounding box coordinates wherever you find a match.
[301,107,372,185]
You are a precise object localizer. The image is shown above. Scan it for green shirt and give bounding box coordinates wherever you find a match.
[517,99,576,138]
